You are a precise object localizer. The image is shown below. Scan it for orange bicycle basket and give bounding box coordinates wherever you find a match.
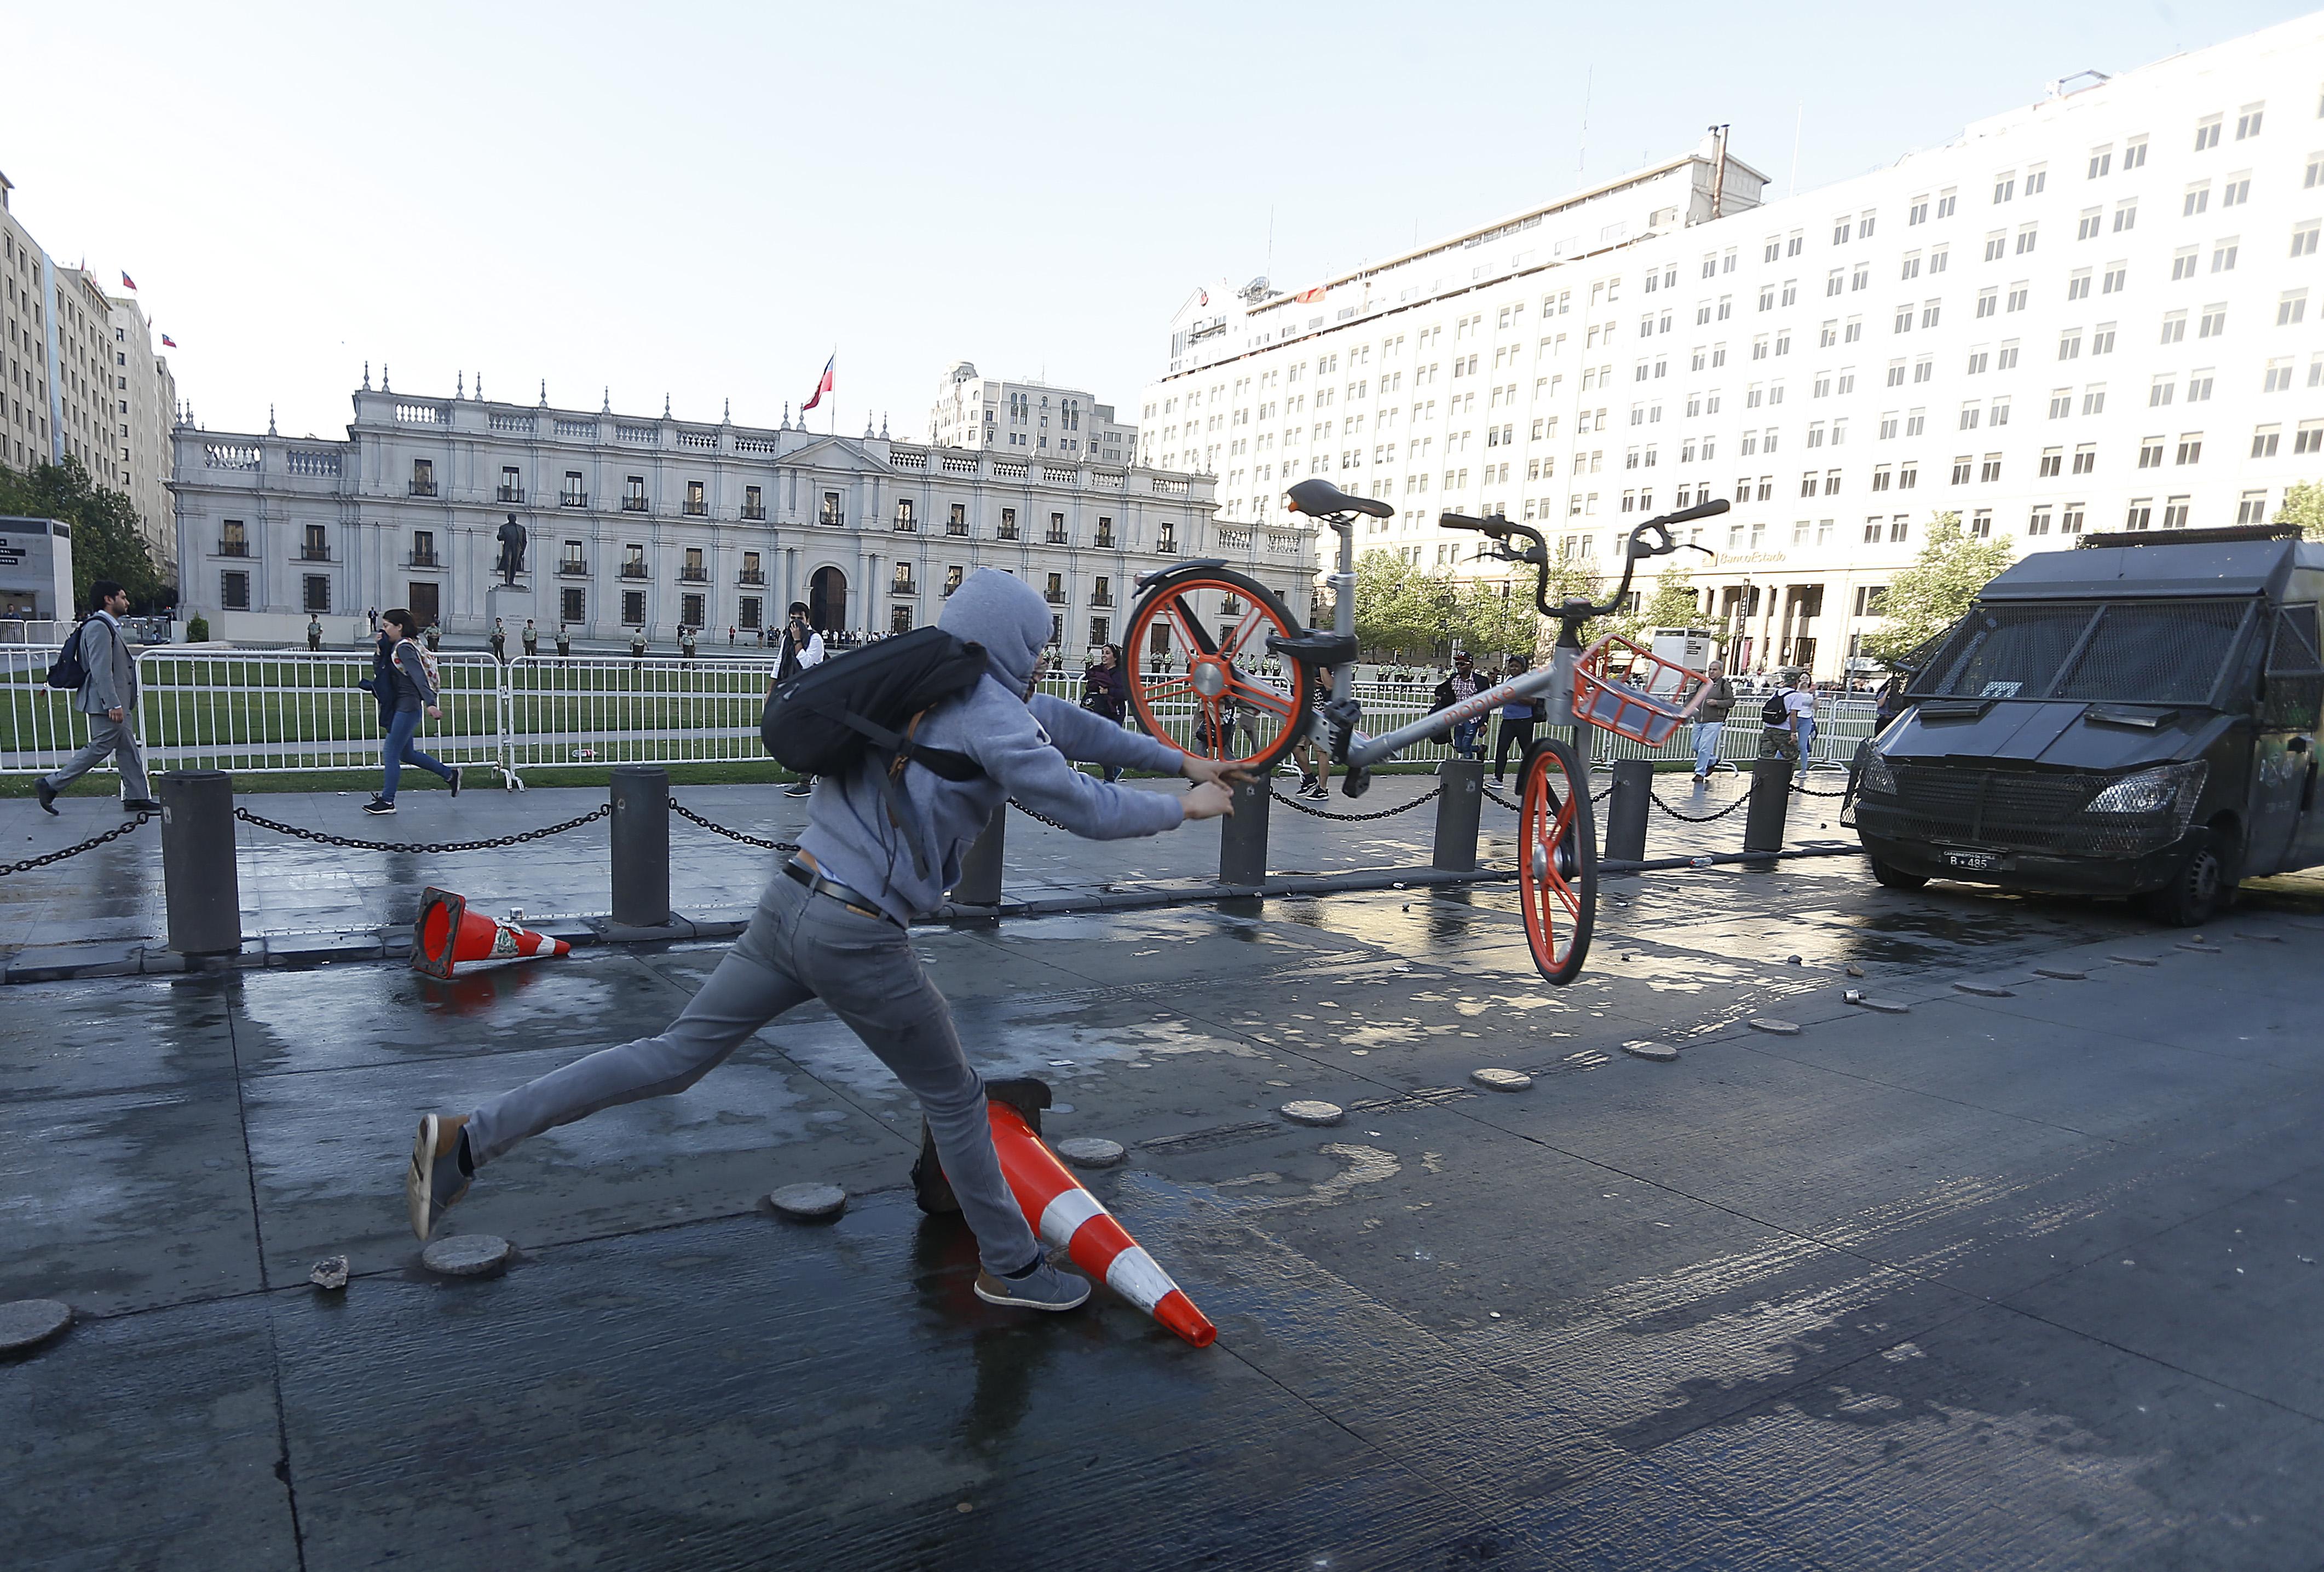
[1572,635,1709,747]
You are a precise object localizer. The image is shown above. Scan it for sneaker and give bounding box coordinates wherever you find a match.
[36,778,57,814]
[973,1256,1091,1312]
[406,1113,472,1242]
[362,797,396,815]
[1297,775,1316,795]
[783,779,814,799]
[122,798,162,813]
[448,767,462,798]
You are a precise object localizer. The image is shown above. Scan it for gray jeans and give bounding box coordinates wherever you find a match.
[463,870,1039,1274]
[44,712,149,801]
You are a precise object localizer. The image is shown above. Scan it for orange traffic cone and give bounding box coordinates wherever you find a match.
[411,886,570,979]
[985,1101,1216,1348]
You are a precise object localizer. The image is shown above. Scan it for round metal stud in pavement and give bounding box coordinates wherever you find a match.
[1620,1042,1680,1062]
[421,1235,513,1276]
[1056,1137,1126,1169]
[0,1299,72,1355]
[1470,1068,1533,1092]
[1747,1018,1802,1036]
[1281,1100,1345,1128]
[769,1183,848,1222]
[1953,980,2016,997]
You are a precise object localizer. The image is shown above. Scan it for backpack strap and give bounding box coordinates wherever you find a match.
[831,706,984,882]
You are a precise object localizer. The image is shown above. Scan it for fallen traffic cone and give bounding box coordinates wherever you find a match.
[985,1100,1217,1348]
[411,886,570,979]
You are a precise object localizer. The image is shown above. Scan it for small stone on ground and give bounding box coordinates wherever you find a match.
[2109,954,2160,967]
[2033,967,2087,980]
[1747,1018,1802,1036]
[769,1183,848,1221]
[1954,980,2016,997]
[1853,997,1912,1014]
[0,1298,72,1354]
[1621,1041,1680,1062]
[1281,1100,1345,1127]
[309,1256,350,1291]
[1470,1067,1533,1091]
[1055,1137,1126,1168]
[421,1234,513,1276]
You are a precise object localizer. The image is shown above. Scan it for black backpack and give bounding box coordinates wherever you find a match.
[760,626,990,873]
[1760,690,1790,726]
[44,619,89,690]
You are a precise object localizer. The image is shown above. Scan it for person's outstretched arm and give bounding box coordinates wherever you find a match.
[972,698,1230,837]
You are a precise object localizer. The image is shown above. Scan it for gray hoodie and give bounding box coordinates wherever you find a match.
[797,569,1188,923]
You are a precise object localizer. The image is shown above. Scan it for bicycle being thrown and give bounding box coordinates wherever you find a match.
[1121,482,1731,985]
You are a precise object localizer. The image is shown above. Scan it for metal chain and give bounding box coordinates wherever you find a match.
[1269,784,1443,820]
[1649,788,1754,823]
[233,802,609,856]
[1794,781,1852,798]
[2,810,153,876]
[667,797,800,852]
[1011,799,1073,831]
[1481,781,1523,812]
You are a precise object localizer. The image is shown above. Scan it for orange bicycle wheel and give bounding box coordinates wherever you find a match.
[1123,569,1310,771]
[1517,735,1596,985]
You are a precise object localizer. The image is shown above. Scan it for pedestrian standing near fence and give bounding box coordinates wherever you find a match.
[1434,653,1487,760]
[488,617,507,665]
[363,608,462,816]
[1781,669,1818,788]
[1080,642,1129,782]
[628,629,646,662]
[1691,661,1734,783]
[1491,654,1538,784]
[307,613,323,653]
[775,603,826,798]
[36,580,159,816]
[522,619,539,658]
[406,568,1246,1316]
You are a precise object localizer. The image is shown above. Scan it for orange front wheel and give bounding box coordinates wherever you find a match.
[1123,569,1310,772]
[1517,735,1596,985]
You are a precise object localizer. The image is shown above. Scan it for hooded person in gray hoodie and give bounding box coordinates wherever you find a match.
[406,570,1244,1314]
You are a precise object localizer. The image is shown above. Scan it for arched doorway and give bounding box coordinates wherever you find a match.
[809,566,847,634]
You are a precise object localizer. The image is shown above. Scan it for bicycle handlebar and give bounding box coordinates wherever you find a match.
[1438,497,1730,624]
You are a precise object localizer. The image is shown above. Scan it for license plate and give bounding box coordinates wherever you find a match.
[1946,851,2000,871]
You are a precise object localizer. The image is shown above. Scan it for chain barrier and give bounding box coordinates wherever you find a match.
[1268,784,1443,821]
[233,802,609,856]
[668,797,800,853]
[1794,781,1853,799]
[3,811,154,876]
[1011,799,1074,832]
[1649,788,1755,823]
[1481,781,1523,812]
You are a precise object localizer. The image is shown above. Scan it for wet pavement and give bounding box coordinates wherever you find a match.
[7,843,2324,1571]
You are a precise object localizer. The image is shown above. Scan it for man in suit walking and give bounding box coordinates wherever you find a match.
[37,580,160,814]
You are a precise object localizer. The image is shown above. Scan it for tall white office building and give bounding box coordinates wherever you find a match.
[929,362,1137,464]
[1143,14,2324,680]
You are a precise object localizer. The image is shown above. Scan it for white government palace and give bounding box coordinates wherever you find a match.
[167,379,1315,650]
[1142,13,2324,680]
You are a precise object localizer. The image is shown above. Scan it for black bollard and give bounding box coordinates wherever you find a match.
[1431,758,1485,872]
[1602,757,1654,863]
[952,802,1006,909]
[1218,774,1271,886]
[1743,756,1794,855]
[609,765,671,926]
[159,770,241,955]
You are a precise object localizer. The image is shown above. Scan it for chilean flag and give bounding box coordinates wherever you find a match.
[120,271,138,291]
[160,334,176,348]
[801,354,834,412]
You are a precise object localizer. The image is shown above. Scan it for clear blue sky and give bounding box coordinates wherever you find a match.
[3,0,2314,445]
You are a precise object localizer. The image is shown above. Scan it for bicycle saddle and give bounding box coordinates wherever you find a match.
[1285,478,1393,519]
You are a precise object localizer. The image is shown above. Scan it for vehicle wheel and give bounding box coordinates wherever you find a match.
[2138,833,2229,927]
[1123,568,1310,772]
[1869,859,1928,891]
[1517,736,1596,985]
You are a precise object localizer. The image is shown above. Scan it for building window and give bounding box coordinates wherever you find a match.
[625,475,648,511]
[896,498,917,531]
[1043,573,1064,605]
[2177,434,2204,465]
[739,550,763,586]
[221,570,249,610]
[891,605,914,634]
[562,587,586,623]
[999,507,1019,541]
[891,561,916,595]
[1157,521,1175,552]
[499,466,522,503]
[739,596,762,631]
[1095,515,1115,548]
[743,484,764,520]
[2254,425,2283,458]
[1971,508,1993,538]
[303,575,331,613]
[2162,496,2191,529]
[622,544,648,579]
[302,523,330,562]
[2061,505,2085,535]
[622,590,646,626]
[562,471,586,507]
[681,547,706,583]
[220,519,248,557]
[412,529,437,567]
[947,503,968,537]
[1047,512,1068,544]
[685,479,706,516]
[944,565,964,597]
[2028,507,2052,536]
[411,458,435,497]
[681,592,706,627]
[2237,489,2270,524]
[2126,499,2153,530]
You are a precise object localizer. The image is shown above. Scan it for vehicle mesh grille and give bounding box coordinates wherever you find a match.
[1857,765,2187,857]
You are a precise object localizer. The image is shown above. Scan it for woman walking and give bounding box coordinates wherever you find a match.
[364,608,461,815]
[1081,643,1130,781]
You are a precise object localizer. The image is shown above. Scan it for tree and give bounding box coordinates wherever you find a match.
[0,456,166,611]
[1455,576,1542,663]
[1606,563,1710,649]
[1859,511,2015,665]
[2274,481,2324,541]
[1353,548,1462,659]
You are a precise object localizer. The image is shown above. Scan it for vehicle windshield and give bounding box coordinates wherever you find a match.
[1907,598,2254,704]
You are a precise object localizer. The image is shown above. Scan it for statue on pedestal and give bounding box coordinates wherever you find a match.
[495,513,528,586]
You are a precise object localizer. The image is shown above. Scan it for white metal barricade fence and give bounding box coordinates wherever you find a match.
[132,648,508,778]
[501,654,775,781]
[0,648,94,776]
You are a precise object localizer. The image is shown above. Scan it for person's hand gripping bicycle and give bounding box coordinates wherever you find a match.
[1177,752,1253,821]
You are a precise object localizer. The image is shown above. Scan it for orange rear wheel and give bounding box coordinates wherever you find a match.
[1123,570,1310,771]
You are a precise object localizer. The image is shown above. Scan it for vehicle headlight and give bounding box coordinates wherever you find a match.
[1858,748,1899,796]
[2084,761,2207,816]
